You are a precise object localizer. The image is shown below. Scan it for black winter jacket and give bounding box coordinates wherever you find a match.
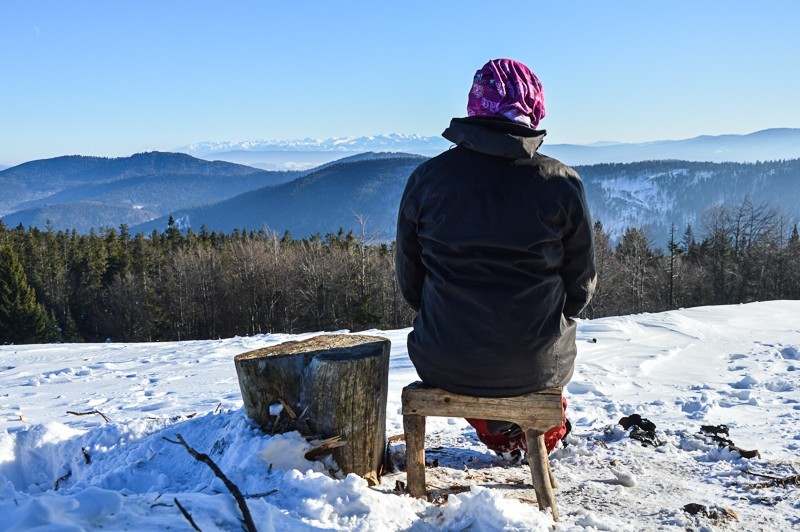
[395,116,596,397]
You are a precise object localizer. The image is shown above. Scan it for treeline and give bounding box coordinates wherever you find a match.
[586,197,800,318]
[0,219,414,344]
[1,197,799,345]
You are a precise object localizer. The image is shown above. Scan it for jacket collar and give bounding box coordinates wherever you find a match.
[442,116,547,159]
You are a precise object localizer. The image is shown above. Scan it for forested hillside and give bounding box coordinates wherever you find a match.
[579,158,800,244]
[2,195,798,344]
[0,152,297,231]
[5,152,800,251]
[138,157,800,248]
[133,155,427,236]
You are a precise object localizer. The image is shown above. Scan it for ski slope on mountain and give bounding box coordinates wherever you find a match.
[1,301,798,530]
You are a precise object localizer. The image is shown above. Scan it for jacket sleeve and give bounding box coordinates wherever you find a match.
[560,174,597,317]
[395,170,425,312]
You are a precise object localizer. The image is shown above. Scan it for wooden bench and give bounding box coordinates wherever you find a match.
[401,381,563,521]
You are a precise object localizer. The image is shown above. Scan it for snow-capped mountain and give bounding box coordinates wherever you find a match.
[177,134,451,156]
[176,128,800,171]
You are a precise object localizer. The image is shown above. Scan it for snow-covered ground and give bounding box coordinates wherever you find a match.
[1,301,799,530]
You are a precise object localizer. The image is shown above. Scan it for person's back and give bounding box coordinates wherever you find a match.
[395,58,596,451]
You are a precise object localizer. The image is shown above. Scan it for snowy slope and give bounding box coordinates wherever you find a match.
[1,301,799,530]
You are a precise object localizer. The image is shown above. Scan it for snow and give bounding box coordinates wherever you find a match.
[1,300,799,530]
[177,134,450,156]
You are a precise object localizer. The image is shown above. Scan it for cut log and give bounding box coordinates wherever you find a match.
[234,334,390,479]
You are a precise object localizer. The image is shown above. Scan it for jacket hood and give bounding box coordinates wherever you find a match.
[442,116,546,159]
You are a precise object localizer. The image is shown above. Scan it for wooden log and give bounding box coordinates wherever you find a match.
[234,334,390,479]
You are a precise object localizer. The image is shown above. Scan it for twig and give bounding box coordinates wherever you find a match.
[174,498,202,532]
[296,405,310,421]
[244,489,279,498]
[278,398,297,420]
[214,403,222,415]
[742,474,800,489]
[269,408,282,435]
[150,502,172,508]
[54,470,72,491]
[163,434,257,532]
[305,435,347,460]
[67,410,111,423]
[745,470,783,481]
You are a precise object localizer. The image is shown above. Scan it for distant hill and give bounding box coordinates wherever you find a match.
[577,158,800,244]
[133,155,428,238]
[544,128,800,166]
[5,146,800,247]
[135,155,800,247]
[0,152,298,231]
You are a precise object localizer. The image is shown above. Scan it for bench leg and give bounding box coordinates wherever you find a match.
[404,414,426,499]
[525,429,559,522]
[548,461,558,489]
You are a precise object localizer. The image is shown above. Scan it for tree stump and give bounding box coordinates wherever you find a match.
[234,334,390,480]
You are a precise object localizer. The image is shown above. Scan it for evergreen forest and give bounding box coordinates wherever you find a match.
[1,197,799,345]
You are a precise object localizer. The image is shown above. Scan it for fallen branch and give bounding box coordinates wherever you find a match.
[727,445,760,459]
[305,435,347,460]
[743,474,800,489]
[244,489,279,498]
[174,498,202,532]
[699,426,760,459]
[745,470,783,481]
[683,503,739,521]
[67,410,111,423]
[163,434,257,532]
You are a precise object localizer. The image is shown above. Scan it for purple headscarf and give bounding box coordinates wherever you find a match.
[467,59,546,128]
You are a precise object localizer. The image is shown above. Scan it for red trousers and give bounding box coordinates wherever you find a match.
[466,396,568,454]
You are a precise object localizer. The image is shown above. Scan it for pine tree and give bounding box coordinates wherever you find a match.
[785,224,800,298]
[0,244,53,344]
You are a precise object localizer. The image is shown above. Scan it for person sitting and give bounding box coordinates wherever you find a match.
[395,58,596,455]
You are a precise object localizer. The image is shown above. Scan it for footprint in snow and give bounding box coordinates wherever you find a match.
[567,381,604,395]
[779,346,800,360]
[764,379,794,392]
[730,375,758,389]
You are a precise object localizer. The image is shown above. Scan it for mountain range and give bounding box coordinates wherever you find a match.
[176,134,450,171]
[3,128,800,245]
[176,128,800,170]
[0,152,298,233]
[133,155,428,237]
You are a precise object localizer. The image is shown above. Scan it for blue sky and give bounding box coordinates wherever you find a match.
[1,1,799,165]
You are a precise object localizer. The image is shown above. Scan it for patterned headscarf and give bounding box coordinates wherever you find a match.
[466,58,546,128]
